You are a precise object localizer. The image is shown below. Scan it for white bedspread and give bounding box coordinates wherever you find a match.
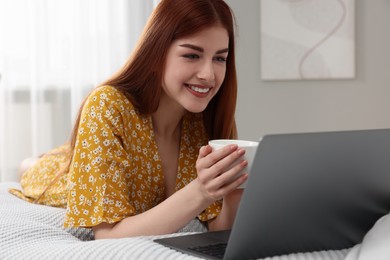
[2,181,385,260]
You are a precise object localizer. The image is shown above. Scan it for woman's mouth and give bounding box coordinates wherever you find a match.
[186,84,211,96]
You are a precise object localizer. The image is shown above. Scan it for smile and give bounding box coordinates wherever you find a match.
[187,84,211,94]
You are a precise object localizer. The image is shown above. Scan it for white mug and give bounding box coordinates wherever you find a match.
[208,139,259,188]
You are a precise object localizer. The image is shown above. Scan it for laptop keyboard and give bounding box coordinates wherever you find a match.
[189,242,227,258]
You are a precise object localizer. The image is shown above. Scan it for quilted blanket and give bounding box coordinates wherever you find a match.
[2,181,382,260]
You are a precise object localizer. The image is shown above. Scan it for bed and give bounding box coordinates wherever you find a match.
[1,181,389,260]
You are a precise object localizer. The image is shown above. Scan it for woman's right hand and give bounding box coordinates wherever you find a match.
[195,144,248,203]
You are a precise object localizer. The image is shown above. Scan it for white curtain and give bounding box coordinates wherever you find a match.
[0,0,158,182]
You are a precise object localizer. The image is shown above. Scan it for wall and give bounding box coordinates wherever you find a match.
[225,0,390,141]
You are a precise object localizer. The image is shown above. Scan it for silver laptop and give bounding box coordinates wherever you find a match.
[155,129,390,260]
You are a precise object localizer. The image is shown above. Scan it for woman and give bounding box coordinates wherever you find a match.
[10,0,248,238]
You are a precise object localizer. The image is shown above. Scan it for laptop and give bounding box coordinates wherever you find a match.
[155,129,390,260]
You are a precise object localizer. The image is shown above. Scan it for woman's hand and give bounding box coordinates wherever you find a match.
[195,144,248,203]
[194,144,249,231]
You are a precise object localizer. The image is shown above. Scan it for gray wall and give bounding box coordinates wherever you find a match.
[226,0,390,141]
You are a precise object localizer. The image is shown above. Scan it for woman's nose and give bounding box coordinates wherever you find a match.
[197,61,215,83]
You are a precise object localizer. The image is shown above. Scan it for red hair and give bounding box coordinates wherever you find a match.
[70,0,238,152]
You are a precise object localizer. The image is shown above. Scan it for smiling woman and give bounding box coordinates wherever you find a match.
[7,0,246,240]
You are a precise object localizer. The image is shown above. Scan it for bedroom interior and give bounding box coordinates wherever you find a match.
[1,0,390,259]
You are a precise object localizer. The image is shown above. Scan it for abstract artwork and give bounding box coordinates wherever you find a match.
[260,0,355,80]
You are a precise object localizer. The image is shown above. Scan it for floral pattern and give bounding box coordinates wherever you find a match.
[9,144,70,207]
[10,85,222,228]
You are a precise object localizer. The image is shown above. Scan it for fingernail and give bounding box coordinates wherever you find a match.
[237,148,245,155]
[241,160,248,166]
[230,144,238,150]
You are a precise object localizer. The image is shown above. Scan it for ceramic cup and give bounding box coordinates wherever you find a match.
[208,139,259,188]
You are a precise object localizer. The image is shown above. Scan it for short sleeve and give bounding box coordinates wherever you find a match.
[64,86,136,228]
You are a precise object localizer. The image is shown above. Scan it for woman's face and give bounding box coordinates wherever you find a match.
[161,25,229,113]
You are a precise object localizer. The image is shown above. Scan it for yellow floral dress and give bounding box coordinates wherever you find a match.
[10,85,222,228]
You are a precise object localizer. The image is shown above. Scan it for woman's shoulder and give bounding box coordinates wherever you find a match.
[89,85,130,102]
[85,85,135,111]
[83,86,147,127]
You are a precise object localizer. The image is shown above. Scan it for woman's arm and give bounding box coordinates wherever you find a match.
[207,188,244,231]
[93,180,211,238]
[93,144,247,239]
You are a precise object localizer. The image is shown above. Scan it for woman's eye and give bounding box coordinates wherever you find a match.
[183,54,199,60]
[215,56,227,62]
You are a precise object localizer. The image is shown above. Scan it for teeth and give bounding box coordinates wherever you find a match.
[189,85,210,93]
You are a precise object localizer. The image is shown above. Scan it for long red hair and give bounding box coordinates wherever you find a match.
[70,0,238,153]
